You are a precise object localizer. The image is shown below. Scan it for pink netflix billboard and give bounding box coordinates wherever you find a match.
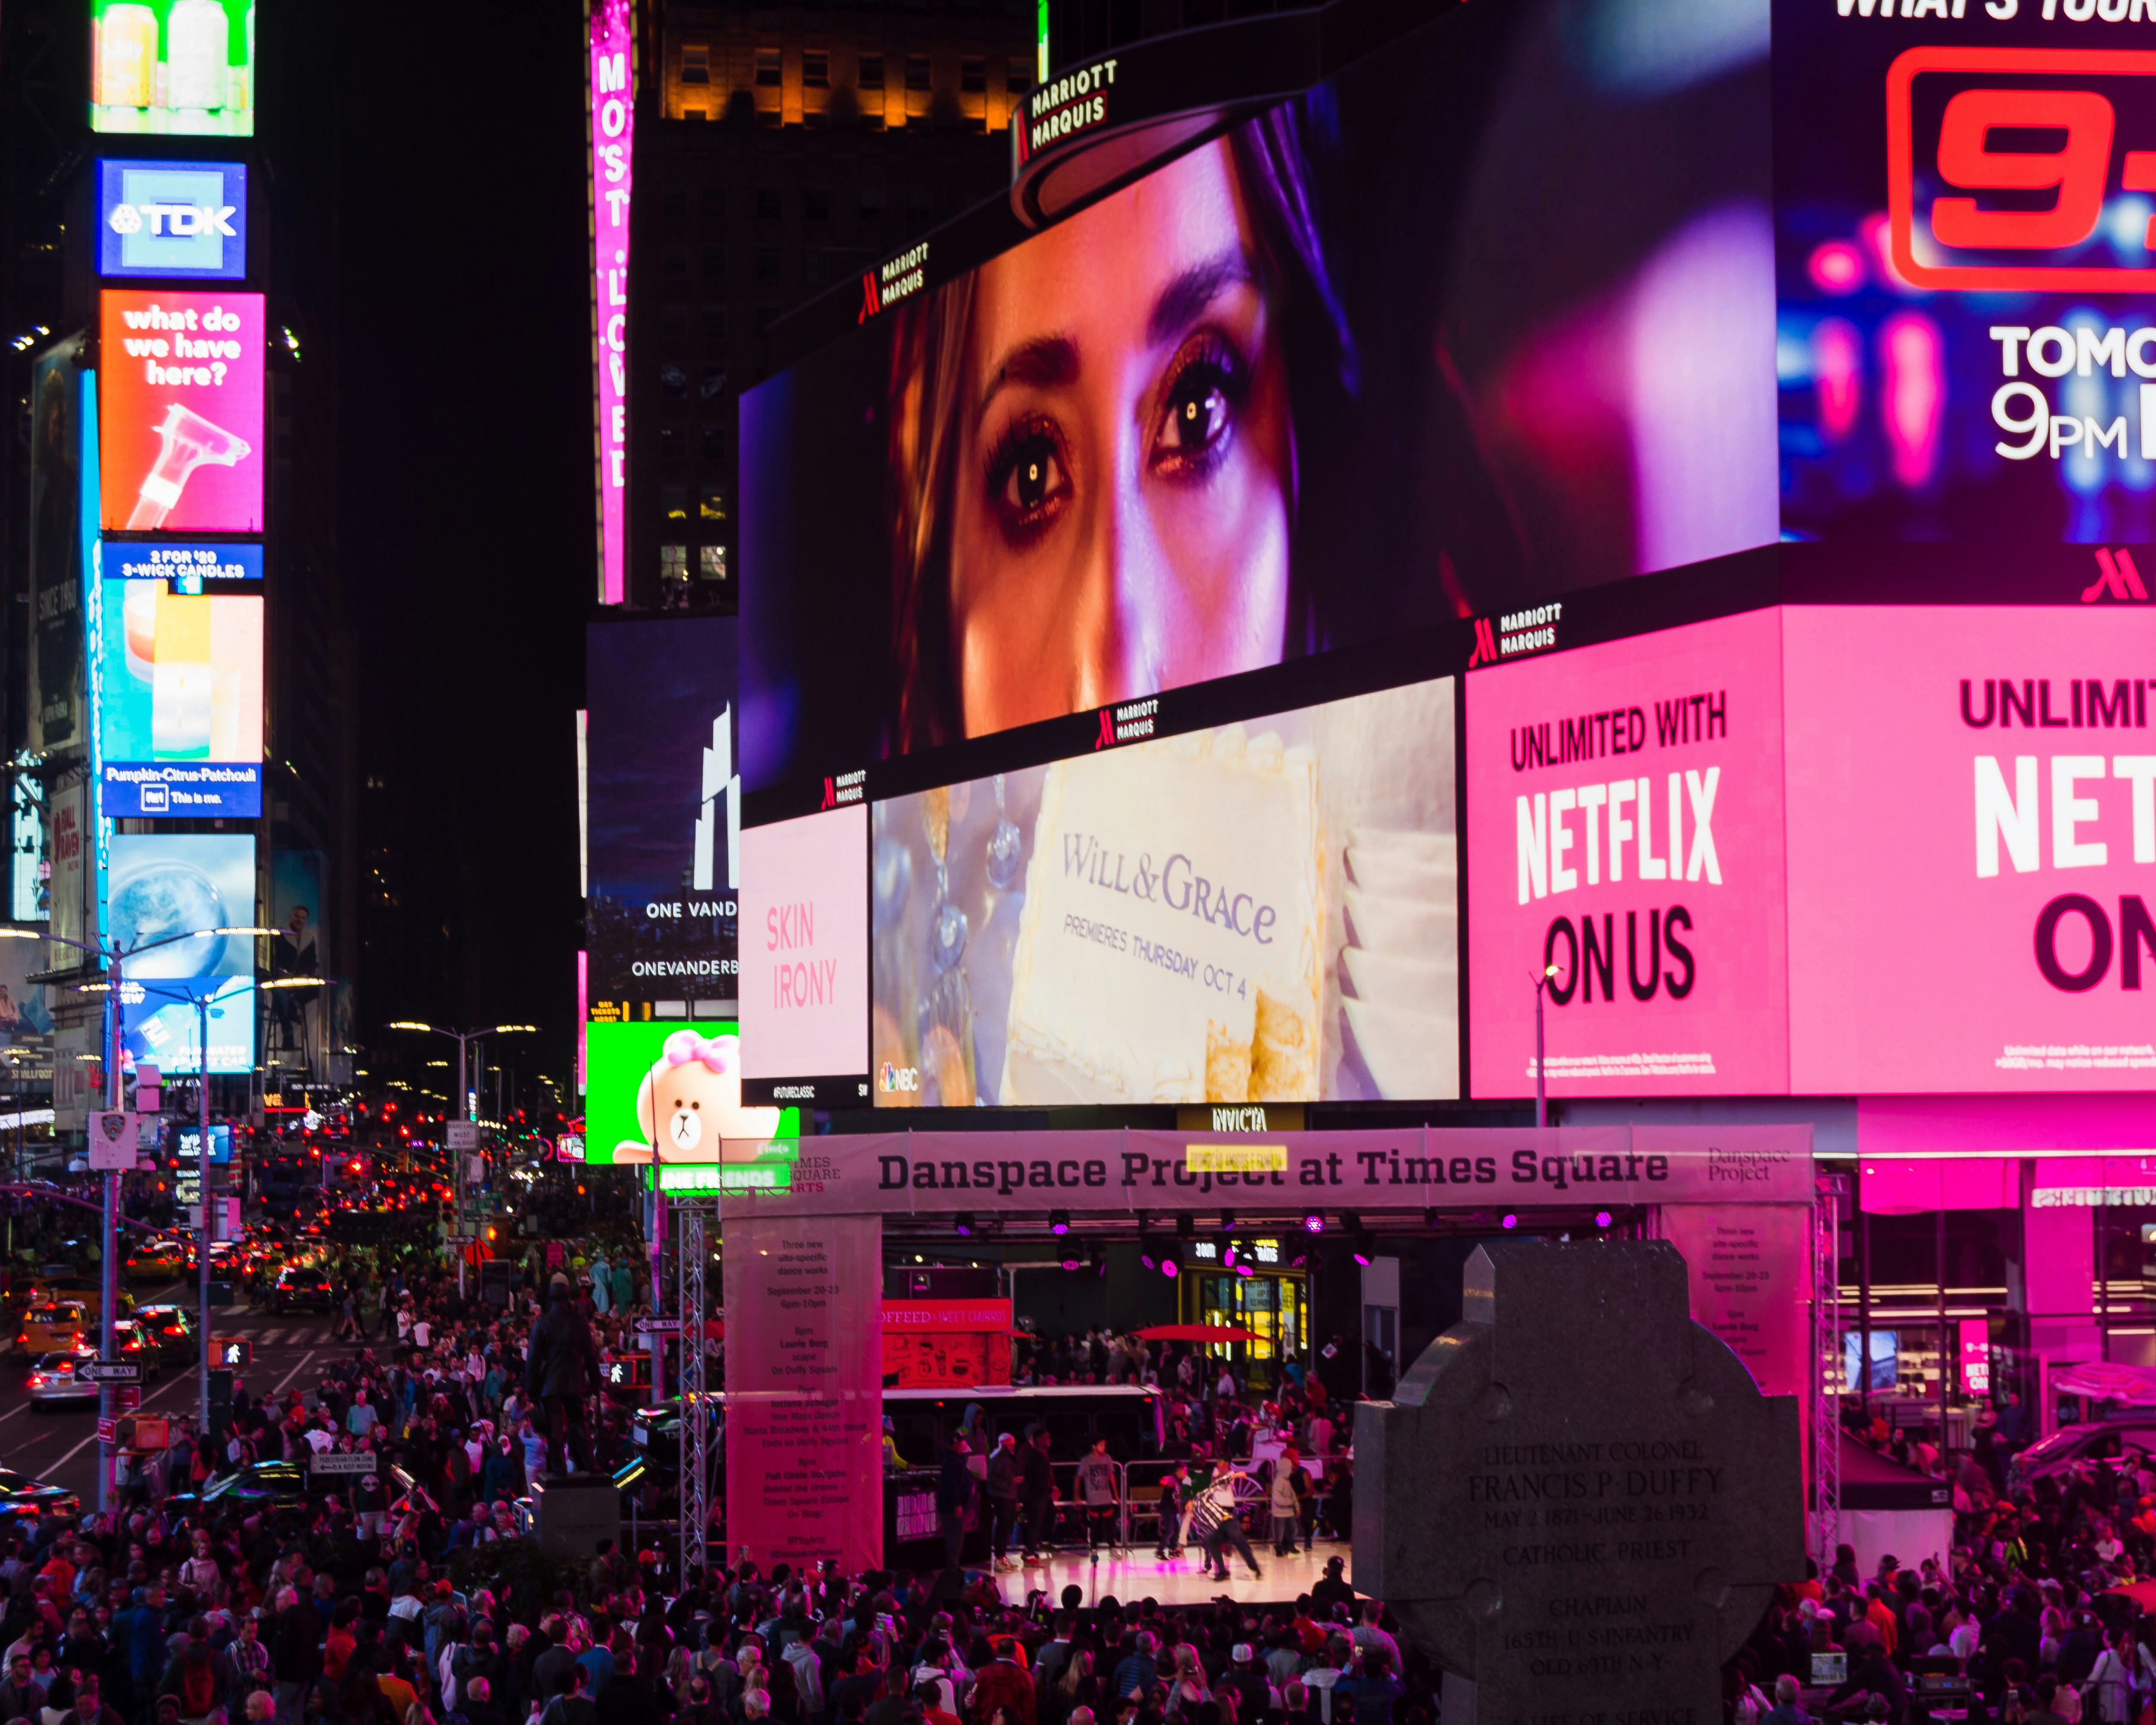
[1467,610,1789,1098]
[1785,606,2156,1093]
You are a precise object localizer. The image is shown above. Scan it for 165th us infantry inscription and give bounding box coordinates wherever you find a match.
[1354,1239,1802,1725]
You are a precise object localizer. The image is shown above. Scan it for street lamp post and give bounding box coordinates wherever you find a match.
[0,922,272,1509]
[388,1022,535,1295]
[1533,963,1559,1131]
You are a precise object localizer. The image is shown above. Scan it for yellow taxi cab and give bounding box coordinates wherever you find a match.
[125,1239,187,1281]
[14,1302,88,1358]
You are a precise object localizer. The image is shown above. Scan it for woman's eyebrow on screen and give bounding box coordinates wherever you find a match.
[978,335,1078,421]
[1147,252,1253,348]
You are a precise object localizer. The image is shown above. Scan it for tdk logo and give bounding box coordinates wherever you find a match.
[98,160,248,282]
[109,202,237,239]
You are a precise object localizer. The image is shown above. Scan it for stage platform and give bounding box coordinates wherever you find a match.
[977,1539,1360,1610]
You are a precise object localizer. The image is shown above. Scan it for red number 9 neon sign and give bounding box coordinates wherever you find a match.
[1888,46,2156,289]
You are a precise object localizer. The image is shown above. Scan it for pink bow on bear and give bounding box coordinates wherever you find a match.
[660,1029,737,1075]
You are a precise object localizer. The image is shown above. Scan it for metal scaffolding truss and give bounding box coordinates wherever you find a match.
[1812,1174,1846,1568]
[674,1201,716,1585]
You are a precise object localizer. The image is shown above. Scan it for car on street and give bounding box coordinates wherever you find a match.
[108,1320,161,1379]
[134,1305,199,1364]
[14,1303,89,1359]
[125,1239,187,1281]
[168,1458,329,1514]
[262,1264,339,1314]
[0,1468,80,1527]
[25,1352,98,1405]
[2012,1414,2156,1486]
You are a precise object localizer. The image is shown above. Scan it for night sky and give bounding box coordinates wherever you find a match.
[324,0,596,1104]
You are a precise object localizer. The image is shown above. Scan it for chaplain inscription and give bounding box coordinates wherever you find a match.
[1354,1239,1802,1725]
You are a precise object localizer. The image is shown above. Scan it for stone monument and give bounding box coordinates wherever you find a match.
[1355,1239,1803,1724]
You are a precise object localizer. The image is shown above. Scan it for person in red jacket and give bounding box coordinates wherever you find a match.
[970,1640,1036,1725]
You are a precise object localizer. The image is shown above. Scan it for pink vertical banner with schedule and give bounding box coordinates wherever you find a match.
[722,1210,884,1574]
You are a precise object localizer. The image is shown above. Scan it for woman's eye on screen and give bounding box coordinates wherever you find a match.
[986,415,1071,539]
[1153,338,1245,477]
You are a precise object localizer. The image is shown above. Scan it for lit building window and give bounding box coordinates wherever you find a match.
[700,546,728,582]
[682,44,711,84]
[660,545,689,580]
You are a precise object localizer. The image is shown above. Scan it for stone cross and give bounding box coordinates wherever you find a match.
[1355,1238,1803,1725]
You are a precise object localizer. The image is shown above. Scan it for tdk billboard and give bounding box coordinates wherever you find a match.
[97,160,247,281]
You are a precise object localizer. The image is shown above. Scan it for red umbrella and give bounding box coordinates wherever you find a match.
[1136,1324,1259,1342]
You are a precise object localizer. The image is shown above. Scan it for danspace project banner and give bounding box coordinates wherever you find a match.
[100,289,263,534]
[1467,610,1789,1098]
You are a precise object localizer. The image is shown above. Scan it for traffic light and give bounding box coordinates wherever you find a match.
[216,1339,253,1369]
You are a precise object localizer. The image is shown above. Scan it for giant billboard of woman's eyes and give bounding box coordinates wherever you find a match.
[740,0,1780,797]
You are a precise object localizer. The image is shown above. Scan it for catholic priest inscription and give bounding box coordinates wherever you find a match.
[1353,1238,1802,1724]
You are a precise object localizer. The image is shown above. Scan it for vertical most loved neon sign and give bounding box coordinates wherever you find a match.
[588,0,633,605]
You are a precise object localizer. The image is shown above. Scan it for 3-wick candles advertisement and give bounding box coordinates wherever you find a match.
[98,579,263,817]
[99,289,263,535]
[1467,610,1789,1098]
[1784,605,2156,1092]
[869,680,1458,1108]
[722,1212,883,1575]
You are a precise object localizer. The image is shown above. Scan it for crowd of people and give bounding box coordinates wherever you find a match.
[68,1222,2156,1725]
[1721,1397,2156,1722]
[0,1519,1436,1725]
[117,1255,667,1526]
[0,1255,1439,1725]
